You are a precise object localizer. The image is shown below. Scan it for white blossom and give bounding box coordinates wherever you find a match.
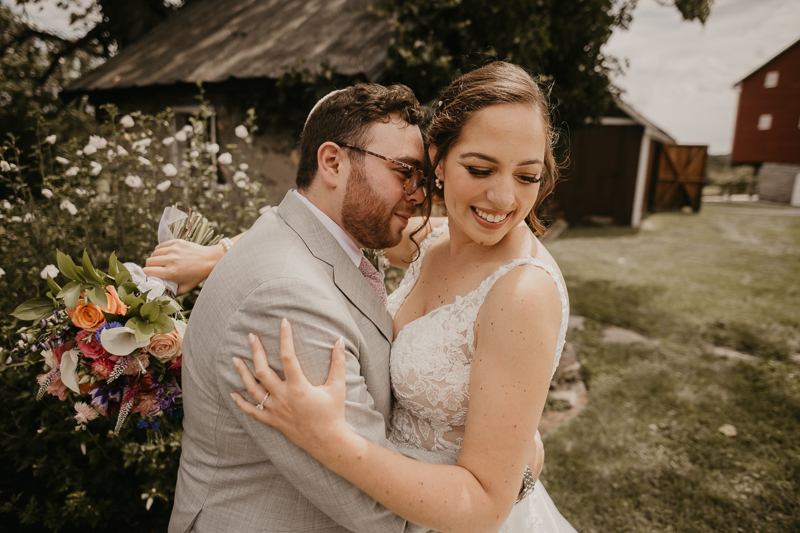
[233,171,248,188]
[88,135,107,149]
[120,115,135,128]
[181,160,191,169]
[161,163,178,177]
[0,267,4,277]
[9,163,17,171]
[182,124,193,133]
[218,152,232,165]
[0,161,9,172]
[41,188,53,198]
[75,188,88,197]
[156,180,171,192]
[82,144,97,156]
[40,264,59,279]
[189,150,199,159]
[206,143,220,154]
[138,156,151,166]
[23,213,35,222]
[162,136,175,146]
[125,175,143,188]
[45,135,57,144]
[239,163,249,171]
[2,200,12,209]
[76,150,83,156]
[107,149,115,161]
[10,216,22,222]
[235,125,249,138]
[132,138,152,153]
[59,200,77,215]
[65,166,80,177]
[55,156,69,165]
[117,145,129,156]
[174,130,187,143]
[90,161,103,176]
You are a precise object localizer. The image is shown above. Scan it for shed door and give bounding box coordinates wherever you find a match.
[650,145,707,212]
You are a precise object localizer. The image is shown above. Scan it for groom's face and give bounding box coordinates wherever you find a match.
[341,115,425,249]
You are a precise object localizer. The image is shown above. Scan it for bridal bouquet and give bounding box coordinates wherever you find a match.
[11,206,221,434]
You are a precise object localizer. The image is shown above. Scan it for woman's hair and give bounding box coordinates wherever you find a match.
[417,61,559,240]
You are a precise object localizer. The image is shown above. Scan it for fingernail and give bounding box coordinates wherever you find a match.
[248,333,255,343]
[232,357,239,367]
[338,335,344,348]
[281,318,288,328]
[230,392,236,402]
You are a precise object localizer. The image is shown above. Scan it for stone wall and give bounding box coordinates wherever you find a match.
[758,162,800,203]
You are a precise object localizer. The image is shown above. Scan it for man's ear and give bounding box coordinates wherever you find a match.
[317,142,348,189]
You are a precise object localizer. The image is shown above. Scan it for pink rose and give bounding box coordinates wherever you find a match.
[76,330,110,361]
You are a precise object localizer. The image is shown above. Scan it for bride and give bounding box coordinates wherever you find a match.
[149,62,577,532]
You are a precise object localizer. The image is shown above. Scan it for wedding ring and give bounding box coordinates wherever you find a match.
[257,392,270,411]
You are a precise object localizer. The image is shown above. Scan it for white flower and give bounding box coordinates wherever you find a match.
[161,163,178,177]
[206,143,220,154]
[59,200,77,215]
[100,327,151,356]
[55,156,69,165]
[75,188,88,197]
[218,152,232,165]
[65,166,79,177]
[88,135,107,149]
[0,267,4,277]
[120,115,135,128]
[10,216,22,222]
[76,150,83,156]
[125,175,143,188]
[41,188,53,198]
[2,200,12,209]
[182,124,193,133]
[117,145,129,156]
[0,161,9,172]
[235,125,249,138]
[42,348,57,368]
[107,149,115,161]
[89,161,103,176]
[189,150,199,159]
[59,348,82,393]
[162,136,175,146]
[174,130,187,143]
[45,135,57,144]
[233,170,248,182]
[138,156,151,166]
[82,144,97,156]
[156,180,171,192]
[239,163,249,171]
[132,138,151,153]
[40,264,59,279]
[138,278,166,301]
[9,163,17,171]
[181,160,191,169]
[23,213,34,222]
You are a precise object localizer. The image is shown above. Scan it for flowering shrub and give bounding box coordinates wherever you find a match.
[0,103,270,531]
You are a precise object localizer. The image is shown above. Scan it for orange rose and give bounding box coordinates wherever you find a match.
[147,319,185,363]
[66,299,106,331]
[101,285,127,316]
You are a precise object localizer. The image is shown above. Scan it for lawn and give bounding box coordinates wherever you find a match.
[540,202,800,532]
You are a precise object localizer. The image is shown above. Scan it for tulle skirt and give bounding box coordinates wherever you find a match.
[499,480,578,533]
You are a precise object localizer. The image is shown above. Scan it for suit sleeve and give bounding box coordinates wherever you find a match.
[215,277,455,533]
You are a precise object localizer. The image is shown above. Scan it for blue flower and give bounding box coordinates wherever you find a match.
[137,419,161,431]
[95,321,123,345]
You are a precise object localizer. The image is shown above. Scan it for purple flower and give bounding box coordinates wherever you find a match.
[95,321,123,345]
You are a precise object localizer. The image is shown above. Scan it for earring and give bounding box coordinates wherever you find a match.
[435,177,443,189]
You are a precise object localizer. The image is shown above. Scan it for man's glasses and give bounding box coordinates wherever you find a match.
[341,144,427,196]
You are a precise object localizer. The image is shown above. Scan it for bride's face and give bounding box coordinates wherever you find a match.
[433,103,546,247]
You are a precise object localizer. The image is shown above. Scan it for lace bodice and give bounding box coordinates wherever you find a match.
[386,221,569,453]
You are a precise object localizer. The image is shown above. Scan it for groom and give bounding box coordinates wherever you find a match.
[170,84,541,532]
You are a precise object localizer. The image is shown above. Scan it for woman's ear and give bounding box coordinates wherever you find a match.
[427,145,440,177]
[317,142,347,189]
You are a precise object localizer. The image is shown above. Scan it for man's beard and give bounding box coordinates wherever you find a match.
[341,162,411,249]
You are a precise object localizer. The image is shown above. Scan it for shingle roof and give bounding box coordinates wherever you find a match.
[66,0,390,92]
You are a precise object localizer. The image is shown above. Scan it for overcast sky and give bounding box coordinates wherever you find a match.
[15,0,800,155]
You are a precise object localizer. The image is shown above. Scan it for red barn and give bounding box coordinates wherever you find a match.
[731,37,800,204]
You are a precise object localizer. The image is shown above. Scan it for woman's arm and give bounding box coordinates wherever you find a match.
[143,232,246,294]
[383,216,447,269]
[231,265,560,533]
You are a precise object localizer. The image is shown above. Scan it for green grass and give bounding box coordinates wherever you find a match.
[541,202,800,532]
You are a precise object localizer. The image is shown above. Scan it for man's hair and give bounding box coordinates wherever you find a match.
[296,83,425,190]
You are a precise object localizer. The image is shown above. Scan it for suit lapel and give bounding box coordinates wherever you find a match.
[277,192,393,343]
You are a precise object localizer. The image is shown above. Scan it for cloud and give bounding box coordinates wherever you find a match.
[604,0,800,154]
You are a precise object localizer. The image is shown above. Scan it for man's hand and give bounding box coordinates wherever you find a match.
[143,239,224,294]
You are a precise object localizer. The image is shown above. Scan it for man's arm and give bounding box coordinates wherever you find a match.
[217,277,448,533]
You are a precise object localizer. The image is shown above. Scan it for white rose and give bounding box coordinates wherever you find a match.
[88,135,107,149]
[89,161,103,176]
[82,144,97,156]
[55,156,69,165]
[41,188,53,198]
[238,163,249,171]
[182,124,193,133]
[24,213,35,222]
[161,163,178,177]
[65,166,79,177]
[235,125,249,139]
[59,200,77,215]
[181,160,191,169]
[10,216,22,222]
[76,150,83,156]
[2,200,11,209]
[120,115,135,128]
[218,152,232,165]
[189,150,199,159]
[45,135,57,144]
[206,143,220,154]
[174,131,187,143]
[156,180,171,192]
[132,138,151,153]
[40,264,59,279]
[117,145,129,156]
[0,161,10,172]
[233,170,248,182]
[125,175,143,188]
[162,136,175,146]
[138,156,151,166]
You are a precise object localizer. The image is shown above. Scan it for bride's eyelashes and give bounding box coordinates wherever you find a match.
[464,165,542,184]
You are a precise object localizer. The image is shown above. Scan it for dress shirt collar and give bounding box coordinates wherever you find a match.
[292,189,362,267]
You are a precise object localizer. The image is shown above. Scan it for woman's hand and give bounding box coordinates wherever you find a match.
[143,239,224,294]
[231,319,349,453]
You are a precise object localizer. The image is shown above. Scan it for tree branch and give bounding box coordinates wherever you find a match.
[37,24,104,85]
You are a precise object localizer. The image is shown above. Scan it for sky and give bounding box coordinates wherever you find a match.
[13,0,800,155]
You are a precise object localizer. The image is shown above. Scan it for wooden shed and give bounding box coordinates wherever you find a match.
[550,101,707,227]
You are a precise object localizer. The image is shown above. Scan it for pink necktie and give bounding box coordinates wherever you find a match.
[358,256,387,305]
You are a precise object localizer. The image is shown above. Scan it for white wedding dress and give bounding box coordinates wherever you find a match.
[386,221,577,533]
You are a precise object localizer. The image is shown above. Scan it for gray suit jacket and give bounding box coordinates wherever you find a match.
[170,191,454,533]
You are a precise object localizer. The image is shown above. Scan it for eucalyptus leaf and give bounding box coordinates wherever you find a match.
[12,298,56,321]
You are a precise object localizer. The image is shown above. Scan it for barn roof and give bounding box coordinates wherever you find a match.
[734,36,800,86]
[66,0,390,93]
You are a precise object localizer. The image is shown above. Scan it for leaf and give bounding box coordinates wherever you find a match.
[102,311,124,324]
[56,250,85,282]
[58,281,83,310]
[159,298,182,316]
[84,285,109,309]
[46,274,61,295]
[108,252,119,276]
[12,298,56,321]
[134,321,154,343]
[148,355,166,374]
[152,313,174,334]
[82,251,106,285]
[140,300,160,322]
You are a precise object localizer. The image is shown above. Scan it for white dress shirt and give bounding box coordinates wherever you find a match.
[292,189,362,267]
